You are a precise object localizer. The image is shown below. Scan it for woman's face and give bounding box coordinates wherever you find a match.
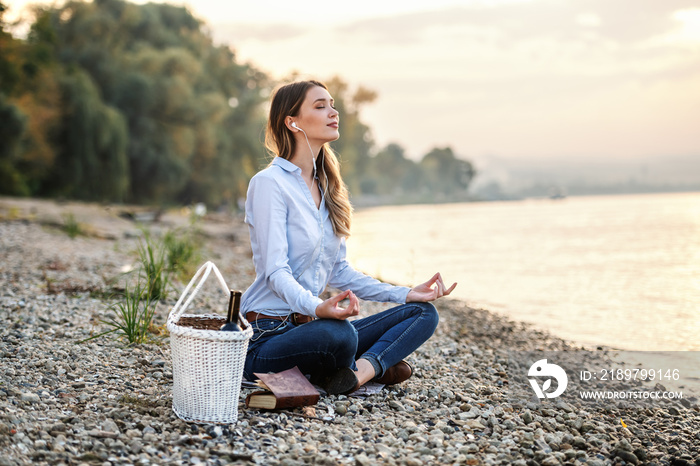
[294,86,340,143]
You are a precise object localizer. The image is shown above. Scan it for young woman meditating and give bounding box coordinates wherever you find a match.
[241,80,457,394]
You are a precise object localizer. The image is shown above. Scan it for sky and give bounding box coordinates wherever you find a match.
[7,0,700,165]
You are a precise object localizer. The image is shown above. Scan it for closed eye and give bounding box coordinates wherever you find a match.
[313,98,336,110]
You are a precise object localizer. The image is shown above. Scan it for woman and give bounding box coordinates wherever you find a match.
[241,80,456,395]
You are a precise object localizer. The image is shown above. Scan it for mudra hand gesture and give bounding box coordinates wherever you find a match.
[406,273,457,303]
[316,289,361,320]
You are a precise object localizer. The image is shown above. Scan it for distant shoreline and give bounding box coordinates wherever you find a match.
[351,187,700,209]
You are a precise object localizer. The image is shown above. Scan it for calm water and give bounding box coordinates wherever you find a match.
[347,192,700,351]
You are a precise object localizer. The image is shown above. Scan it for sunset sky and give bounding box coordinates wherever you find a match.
[8,0,700,163]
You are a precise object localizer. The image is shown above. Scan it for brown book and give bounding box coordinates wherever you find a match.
[245,366,320,410]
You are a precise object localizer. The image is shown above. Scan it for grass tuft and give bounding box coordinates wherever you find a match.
[163,228,201,282]
[137,229,170,302]
[80,283,158,345]
[62,212,83,239]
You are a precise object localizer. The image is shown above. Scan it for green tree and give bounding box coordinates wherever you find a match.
[47,70,129,201]
[37,0,268,205]
[366,143,421,196]
[0,0,25,183]
[2,0,479,208]
[420,147,475,197]
[0,94,29,195]
[0,1,22,95]
[0,1,58,196]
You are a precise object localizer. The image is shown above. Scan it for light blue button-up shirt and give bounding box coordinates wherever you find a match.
[241,157,410,318]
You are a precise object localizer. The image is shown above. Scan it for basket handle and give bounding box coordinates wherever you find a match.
[167,261,231,324]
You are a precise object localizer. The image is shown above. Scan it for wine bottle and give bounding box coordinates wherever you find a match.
[220,290,242,331]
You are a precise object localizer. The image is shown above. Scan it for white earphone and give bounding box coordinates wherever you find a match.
[289,120,327,196]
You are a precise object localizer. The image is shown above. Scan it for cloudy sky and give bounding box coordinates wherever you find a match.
[8,0,700,163]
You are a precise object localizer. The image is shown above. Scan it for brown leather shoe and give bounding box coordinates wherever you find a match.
[375,360,413,385]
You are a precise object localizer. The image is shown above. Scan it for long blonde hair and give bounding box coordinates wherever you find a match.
[265,80,353,237]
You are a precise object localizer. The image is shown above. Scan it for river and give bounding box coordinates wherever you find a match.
[347,192,700,351]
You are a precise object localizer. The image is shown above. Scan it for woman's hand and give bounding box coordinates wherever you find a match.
[406,273,457,303]
[315,290,360,320]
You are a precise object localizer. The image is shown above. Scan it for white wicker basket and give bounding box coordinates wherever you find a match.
[167,261,253,424]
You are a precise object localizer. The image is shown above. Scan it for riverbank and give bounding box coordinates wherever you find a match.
[1,197,698,465]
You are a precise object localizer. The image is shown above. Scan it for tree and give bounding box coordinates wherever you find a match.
[0,1,21,95]
[10,0,267,205]
[0,2,26,185]
[45,70,129,201]
[0,95,29,194]
[1,0,479,207]
[365,143,421,196]
[420,147,475,197]
[0,1,60,196]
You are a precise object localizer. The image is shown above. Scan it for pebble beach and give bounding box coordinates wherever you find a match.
[1,197,699,466]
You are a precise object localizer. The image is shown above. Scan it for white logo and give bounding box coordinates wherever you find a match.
[528,359,568,399]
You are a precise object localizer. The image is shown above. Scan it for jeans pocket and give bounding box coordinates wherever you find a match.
[250,319,291,342]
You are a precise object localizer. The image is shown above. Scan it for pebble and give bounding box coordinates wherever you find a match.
[19,392,40,403]
[1,208,698,465]
[466,419,486,430]
[615,449,639,464]
[388,400,404,411]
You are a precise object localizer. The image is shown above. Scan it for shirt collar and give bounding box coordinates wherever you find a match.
[272,157,301,173]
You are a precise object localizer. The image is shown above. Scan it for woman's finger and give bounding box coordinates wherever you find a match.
[339,291,356,316]
[428,272,440,286]
[339,297,359,318]
[435,273,446,295]
[348,291,358,311]
[352,292,361,315]
[329,290,351,305]
[420,273,437,289]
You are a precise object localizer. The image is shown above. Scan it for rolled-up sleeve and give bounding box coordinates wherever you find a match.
[246,175,323,316]
[328,238,410,304]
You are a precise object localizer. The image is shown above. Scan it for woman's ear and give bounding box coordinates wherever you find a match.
[285,117,297,132]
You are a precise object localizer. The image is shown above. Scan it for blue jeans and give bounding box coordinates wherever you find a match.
[243,302,439,381]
